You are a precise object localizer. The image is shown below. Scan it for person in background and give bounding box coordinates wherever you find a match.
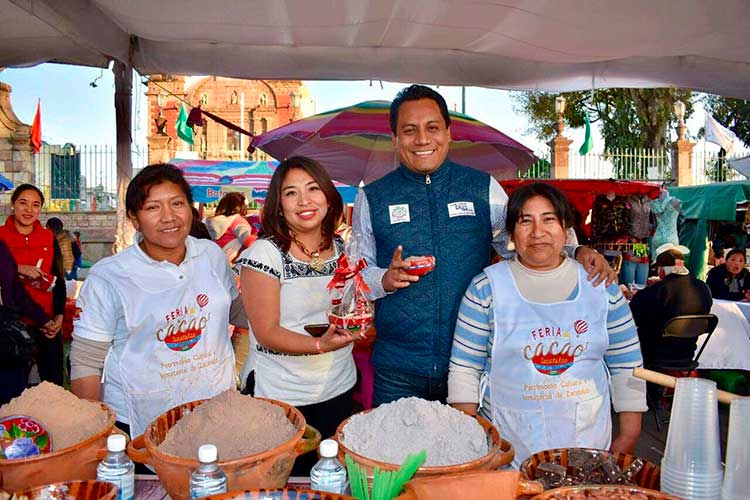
[70,164,247,439]
[236,156,359,474]
[0,239,57,404]
[630,244,712,365]
[45,217,79,280]
[205,192,256,263]
[706,248,750,301]
[189,206,213,240]
[71,230,83,279]
[0,184,65,386]
[448,182,646,467]
[351,84,615,406]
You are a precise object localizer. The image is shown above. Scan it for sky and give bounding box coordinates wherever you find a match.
[0,63,721,158]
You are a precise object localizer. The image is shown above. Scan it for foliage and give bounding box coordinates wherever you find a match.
[703,95,750,147]
[512,89,694,150]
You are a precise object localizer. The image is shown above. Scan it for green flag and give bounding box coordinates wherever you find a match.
[176,103,194,144]
[579,112,593,155]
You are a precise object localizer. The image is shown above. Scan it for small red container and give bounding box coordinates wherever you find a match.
[404,255,436,276]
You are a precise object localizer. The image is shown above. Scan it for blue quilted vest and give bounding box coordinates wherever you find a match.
[364,160,492,377]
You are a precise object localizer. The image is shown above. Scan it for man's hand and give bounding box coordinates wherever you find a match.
[575,247,617,287]
[610,433,639,454]
[381,245,420,292]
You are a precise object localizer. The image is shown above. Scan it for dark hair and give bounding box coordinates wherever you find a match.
[261,156,343,253]
[11,183,45,206]
[215,192,247,217]
[45,217,64,234]
[505,182,575,234]
[656,248,685,267]
[725,248,746,262]
[390,84,451,135]
[125,163,193,216]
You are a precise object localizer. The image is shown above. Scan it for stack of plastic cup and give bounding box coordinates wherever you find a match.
[721,397,750,499]
[661,378,723,500]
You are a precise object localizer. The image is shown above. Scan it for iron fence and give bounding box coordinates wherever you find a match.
[568,148,671,181]
[33,144,148,212]
[691,149,749,185]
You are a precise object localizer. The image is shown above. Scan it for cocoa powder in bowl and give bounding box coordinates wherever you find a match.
[0,382,109,452]
[158,390,296,461]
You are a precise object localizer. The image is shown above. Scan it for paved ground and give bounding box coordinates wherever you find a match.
[613,392,731,466]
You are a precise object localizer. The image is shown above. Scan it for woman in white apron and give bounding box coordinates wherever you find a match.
[447,182,647,467]
[70,164,246,439]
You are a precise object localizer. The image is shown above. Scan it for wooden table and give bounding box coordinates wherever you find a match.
[134,475,312,499]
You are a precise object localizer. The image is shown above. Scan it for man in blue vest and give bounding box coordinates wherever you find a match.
[351,84,614,406]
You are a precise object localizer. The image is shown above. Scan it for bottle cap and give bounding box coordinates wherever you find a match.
[198,444,218,463]
[319,439,338,458]
[107,434,127,452]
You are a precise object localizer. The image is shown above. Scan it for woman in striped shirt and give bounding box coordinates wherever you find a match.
[447,182,646,466]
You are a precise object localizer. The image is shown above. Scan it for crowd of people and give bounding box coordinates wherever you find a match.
[2,83,746,469]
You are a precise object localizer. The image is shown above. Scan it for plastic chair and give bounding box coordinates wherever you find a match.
[645,313,719,430]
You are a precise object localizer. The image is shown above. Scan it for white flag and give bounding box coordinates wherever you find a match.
[705,114,737,155]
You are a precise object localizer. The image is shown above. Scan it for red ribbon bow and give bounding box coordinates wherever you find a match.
[327,254,371,295]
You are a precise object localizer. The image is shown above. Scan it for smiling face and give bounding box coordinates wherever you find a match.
[726,252,746,275]
[512,195,567,271]
[280,168,329,235]
[11,188,43,234]
[130,181,192,263]
[393,98,451,175]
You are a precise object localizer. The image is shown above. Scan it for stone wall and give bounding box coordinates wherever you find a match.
[39,211,119,263]
[0,81,34,207]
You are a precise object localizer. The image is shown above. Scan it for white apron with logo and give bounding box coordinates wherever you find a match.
[485,261,611,467]
[103,252,235,438]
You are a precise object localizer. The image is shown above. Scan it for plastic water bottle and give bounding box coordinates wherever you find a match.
[310,439,347,494]
[96,434,135,500]
[189,444,227,499]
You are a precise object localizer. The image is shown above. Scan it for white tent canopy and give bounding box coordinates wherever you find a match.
[3,0,750,96]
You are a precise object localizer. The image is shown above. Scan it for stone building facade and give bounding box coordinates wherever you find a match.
[146,76,314,164]
[0,81,34,216]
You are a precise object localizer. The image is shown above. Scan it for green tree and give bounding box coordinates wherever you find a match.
[703,95,750,147]
[512,89,694,151]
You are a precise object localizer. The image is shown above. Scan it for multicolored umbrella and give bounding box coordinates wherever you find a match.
[169,158,357,204]
[250,100,537,185]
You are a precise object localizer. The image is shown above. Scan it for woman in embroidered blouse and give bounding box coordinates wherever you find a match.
[706,248,750,301]
[236,156,359,469]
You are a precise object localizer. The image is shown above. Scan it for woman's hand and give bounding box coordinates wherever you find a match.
[17,264,45,280]
[611,411,642,454]
[318,324,360,353]
[42,314,63,338]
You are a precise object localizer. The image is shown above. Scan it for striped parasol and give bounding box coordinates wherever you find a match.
[250,100,537,186]
[169,158,357,203]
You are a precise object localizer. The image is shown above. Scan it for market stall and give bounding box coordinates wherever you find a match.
[668,181,750,279]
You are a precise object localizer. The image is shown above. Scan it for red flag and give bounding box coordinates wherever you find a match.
[30,100,42,154]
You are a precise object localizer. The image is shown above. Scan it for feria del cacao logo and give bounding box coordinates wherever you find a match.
[156,303,210,352]
[573,319,588,335]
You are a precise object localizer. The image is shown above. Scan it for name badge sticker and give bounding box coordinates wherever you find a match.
[389,204,411,224]
[447,201,476,217]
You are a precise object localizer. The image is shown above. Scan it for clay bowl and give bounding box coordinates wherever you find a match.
[335,410,514,487]
[531,484,681,499]
[11,480,118,500]
[127,398,321,500]
[206,488,354,499]
[403,256,435,276]
[520,447,661,490]
[0,404,117,491]
[328,313,373,336]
